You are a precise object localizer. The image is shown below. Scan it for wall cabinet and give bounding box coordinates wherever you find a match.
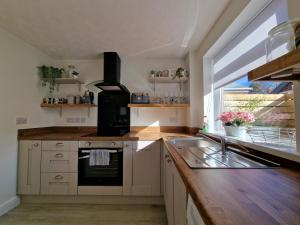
[18,141,42,195]
[163,144,187,225]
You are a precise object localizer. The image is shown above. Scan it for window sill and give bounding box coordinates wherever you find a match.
[204,130,300,163]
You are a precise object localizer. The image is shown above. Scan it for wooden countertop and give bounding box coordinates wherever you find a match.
[18,127,189,141]
[164,138,300,225]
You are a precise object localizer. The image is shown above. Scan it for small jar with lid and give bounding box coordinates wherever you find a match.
[266,18,300,62]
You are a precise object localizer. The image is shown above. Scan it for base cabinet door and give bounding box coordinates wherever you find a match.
[187,195,205,225]
[131,141,161,196]
[173,167,187,225]
[164,144,187,225]
[18,141,41,195]
[41,173,77,195]
[164,151,174,225]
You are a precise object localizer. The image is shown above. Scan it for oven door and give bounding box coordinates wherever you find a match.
[78,148,123,186]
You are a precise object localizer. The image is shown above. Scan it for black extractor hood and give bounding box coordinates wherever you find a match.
[88,52,129,92]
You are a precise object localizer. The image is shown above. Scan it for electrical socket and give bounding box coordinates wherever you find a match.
[169,117,177,123]
[16,117,27,125]
[66,118,74,123]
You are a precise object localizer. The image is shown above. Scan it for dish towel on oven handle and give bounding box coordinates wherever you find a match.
[89,150,111,166]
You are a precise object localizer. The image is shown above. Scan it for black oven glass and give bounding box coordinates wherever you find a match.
[78,148,123,186]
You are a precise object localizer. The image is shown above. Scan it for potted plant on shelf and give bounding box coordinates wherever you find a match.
[173,67,189,80]
[218,111,255,137]
[38,65,64,93]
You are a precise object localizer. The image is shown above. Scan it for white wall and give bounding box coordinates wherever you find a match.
[0,27,54,212]
[186,0,251,128]
[51,57,188,127]
[50,59,101,126]
[122,57,187,126]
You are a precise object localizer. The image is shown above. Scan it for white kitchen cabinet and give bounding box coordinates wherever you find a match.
[123,141,161,196]
[18,140,42,195]
[42,141,78,151]
[164,144,187,225]
[187,195,205,225]
[130,141,161,196]
[40,140,78,195]
[41,151,78,173]
[164,149,174,225]
[173,165,187,225]
[41,172,77,195]
[123,141,133,195]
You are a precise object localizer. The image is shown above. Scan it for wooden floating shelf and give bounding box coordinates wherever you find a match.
[40,103,96,117]
[55,78,84,84]
[40,103,96,108]
[248,47,300,81]
[148,76,188,83]
[128,104,189,108]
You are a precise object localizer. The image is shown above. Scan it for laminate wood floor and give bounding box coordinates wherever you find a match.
[0,204,168,225]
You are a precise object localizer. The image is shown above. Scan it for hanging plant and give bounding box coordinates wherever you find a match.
[38,65,64,93]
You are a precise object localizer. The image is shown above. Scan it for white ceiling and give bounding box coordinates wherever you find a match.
[0,0,229,59]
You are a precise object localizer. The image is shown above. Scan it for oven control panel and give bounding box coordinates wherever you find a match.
[79,141,123,148]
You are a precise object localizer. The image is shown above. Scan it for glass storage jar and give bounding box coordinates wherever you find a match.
[266,18,300,62]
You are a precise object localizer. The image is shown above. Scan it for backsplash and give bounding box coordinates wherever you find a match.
[45,57,188,127]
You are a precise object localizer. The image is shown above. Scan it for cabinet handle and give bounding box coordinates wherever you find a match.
[56,143,64,147]
[33,143,39,147]
[54,153,64,158]
[54,175,63,180]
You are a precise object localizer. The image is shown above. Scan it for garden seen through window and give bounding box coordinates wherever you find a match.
[214,76,296,149]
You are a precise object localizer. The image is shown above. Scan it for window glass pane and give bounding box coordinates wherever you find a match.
[216,75,296,148]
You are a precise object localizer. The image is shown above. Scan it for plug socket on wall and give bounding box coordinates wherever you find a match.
[16,117,27,125]
[66,117,87,123]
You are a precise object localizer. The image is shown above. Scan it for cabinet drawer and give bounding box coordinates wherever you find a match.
[41,173,77,195]
[42,141,78,151]
[41,151,78,172]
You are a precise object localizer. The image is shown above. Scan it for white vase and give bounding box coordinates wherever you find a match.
[223,126,246,138]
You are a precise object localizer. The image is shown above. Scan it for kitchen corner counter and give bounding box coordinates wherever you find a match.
[18,127,300,225]
[163,137,300,225]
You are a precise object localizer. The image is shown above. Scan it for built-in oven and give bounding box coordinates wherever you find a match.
[78,141,123,186]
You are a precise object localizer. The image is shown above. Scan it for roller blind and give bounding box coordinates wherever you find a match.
[213,0,288,89]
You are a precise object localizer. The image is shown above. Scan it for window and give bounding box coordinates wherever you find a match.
[214,76,295,148]
[210,0,296,149]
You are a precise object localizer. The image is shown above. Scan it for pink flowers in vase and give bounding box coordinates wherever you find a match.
[219,111,255,127]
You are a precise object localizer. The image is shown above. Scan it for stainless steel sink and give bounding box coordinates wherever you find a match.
[168,137,279,168]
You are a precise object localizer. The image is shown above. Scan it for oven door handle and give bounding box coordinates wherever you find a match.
[78,156,90,160]
[79,149,121,153]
